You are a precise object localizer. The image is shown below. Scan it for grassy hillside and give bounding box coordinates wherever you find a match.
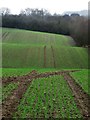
[2,28,88,69]
[2,28,75,46]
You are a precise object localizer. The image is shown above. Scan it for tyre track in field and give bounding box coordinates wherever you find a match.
[38,47,40,67]
[51,45,56,68]
[44,46,46,68]
[2,69,39,85]
[2,70,38,118]
[2,70,78,85]
[62,72,90,119]
[2,32,9,40]
[2,81,32,118]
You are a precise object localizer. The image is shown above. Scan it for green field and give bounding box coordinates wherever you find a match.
[1,28,88,119]
[13,76,82,118]
[71,69,89,94]
[2,28,75,46]
[2,28,88,69]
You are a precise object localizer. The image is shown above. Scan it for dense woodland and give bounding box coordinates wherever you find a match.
[0,7,89,47]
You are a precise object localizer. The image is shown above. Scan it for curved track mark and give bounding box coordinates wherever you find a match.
[44,46,46,68]
[62,72,89,119]
[2,71,38,118]
[51,46,56,68]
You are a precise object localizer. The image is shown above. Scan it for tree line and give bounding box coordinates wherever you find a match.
[0,7,88,47]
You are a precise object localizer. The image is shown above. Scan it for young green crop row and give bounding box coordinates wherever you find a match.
[13,75,82,118]
[2,82,19,101]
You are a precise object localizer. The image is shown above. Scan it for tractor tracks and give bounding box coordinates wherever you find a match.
[2,71,38,118]
[51,46,56,68]
[62,72,90,119]
[44,46,46,68]
[2,70,89,119]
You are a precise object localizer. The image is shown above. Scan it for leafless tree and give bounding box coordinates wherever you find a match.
[0,7,10,16]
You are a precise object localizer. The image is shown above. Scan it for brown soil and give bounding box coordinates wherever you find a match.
[2,70,89,119]
[51,46,56,68]
[62,72,90,119]
[2,70,38,85]
[2,70,38,118]
[44,46,46,68]
[2,70,79,85]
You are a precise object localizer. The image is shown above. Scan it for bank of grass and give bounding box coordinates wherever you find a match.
[2,44,88,69]
[51,46,88,68]
[2,28,75,47]
[1,68,83,77]
[2,28,88,69]
[1,68,35,77]
[1,68,58,77]
[2,28,88,77]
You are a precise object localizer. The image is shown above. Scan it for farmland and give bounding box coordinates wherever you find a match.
[2,28,88,69]
[2,82,19,101]
[1,28,89,119]
[13,76,82,118]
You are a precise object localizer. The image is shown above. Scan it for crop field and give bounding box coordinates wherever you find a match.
[13,76,82,118]
[2,28,75,46]
[2,70,89,119]
[1,28,89,119]
[2,28,88,69]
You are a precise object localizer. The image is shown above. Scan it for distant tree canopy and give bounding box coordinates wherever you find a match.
[0,7,11,16]
[0,7,88,47]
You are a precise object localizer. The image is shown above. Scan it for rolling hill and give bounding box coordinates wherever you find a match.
[2,28,88,69]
